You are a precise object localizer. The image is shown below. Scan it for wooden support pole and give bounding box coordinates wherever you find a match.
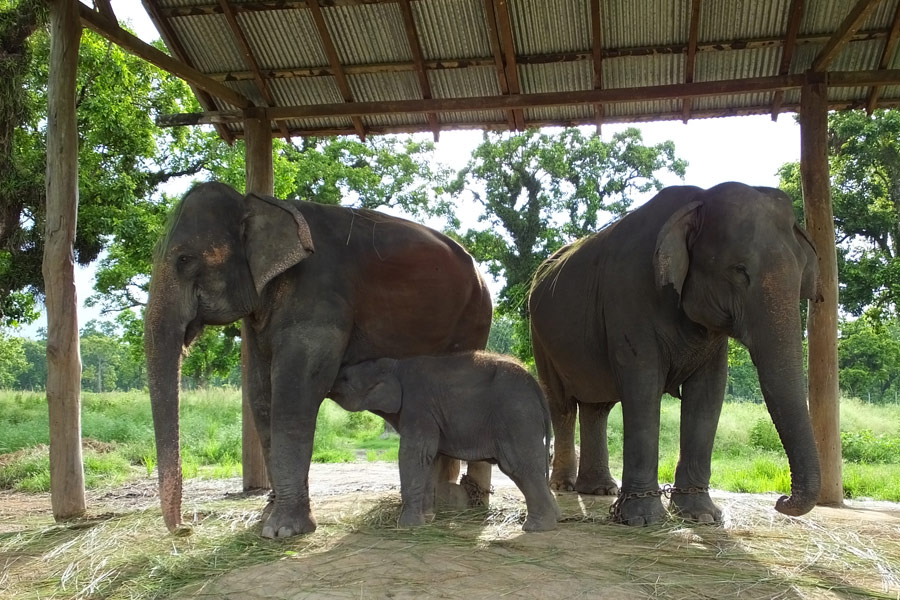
[44,0,86,521]
[242,109,273,491]
[799,80,843,507]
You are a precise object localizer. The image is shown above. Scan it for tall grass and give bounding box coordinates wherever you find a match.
[1,390,898,501]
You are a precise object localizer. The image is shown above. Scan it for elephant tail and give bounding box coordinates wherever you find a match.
[537,385,552,483]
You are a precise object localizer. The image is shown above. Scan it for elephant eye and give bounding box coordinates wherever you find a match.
[733,264,750,284]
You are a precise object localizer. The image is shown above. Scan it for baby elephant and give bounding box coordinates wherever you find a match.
[330,352,560,532]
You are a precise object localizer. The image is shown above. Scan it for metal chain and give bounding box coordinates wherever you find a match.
[609,485,710,522]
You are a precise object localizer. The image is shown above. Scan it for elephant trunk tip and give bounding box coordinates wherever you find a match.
[774,490,819,517]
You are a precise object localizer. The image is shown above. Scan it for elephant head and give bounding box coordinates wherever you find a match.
[654,182,822,516]
[330,358,402,414]
[144,182,314,532]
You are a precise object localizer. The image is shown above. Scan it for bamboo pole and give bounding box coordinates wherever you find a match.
[799,80,843,507]
[242,109,273,490]
[44,0,86,521]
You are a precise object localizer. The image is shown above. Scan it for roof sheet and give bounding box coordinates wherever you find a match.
[137,0,900,138]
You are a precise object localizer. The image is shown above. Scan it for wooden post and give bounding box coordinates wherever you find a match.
[242,109,273,490]
[799,79,843,507]
[44,0,85,521]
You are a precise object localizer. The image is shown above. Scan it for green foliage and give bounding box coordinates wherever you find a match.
[779,109,900,320]
[448,128,686,360]
[0,329,26,387]
[748,419,783,452]
[838,317,900,402]
[840,430,900,464]
[726,339,761,401]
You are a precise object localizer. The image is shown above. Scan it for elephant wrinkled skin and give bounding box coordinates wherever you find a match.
[145,182,492,538]
[529,182,822,525]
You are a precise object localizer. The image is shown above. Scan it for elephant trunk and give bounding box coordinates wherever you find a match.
[145,274,188,533]
[748,304,821,517]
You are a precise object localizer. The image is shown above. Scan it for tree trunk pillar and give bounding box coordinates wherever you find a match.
[44,0,85,521]
[242,109,273,490]
[800,79,843,507]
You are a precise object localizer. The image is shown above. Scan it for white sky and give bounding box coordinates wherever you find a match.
[18,2,802,338]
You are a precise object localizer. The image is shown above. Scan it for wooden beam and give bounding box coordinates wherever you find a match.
[79,3,252,109]
[772,0,806,121]
[307,0,367,140]
[589,0,604,133]
[205,29,894,84]
[866,0,900,114]
[218,0,291,141]
[242,109,273,492]
[482,0,517,130]
[493,0,525,130]
[811,0,882,71]
[45,0,86,523]
[95,0,115,20]
[800,80,843,508]
[681,0,702,123]
[142,0,234,143]
[397,0,440,141]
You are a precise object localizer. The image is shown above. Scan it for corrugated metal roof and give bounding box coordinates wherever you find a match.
[131,0,900,138]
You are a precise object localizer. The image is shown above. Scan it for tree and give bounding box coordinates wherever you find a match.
[1,13,226,326]
[0,329,26,387]
[838,318,900,402]
[449,128,686,358]
[779,109,900,320]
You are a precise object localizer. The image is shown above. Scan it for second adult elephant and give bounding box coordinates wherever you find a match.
[145,182,492,538]
[529,182,822,525]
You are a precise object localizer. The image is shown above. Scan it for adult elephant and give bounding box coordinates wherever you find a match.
[145,182,492,538]
[529,182,822,525]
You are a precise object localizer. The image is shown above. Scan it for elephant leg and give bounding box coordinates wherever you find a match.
[616,368,667,526]
[575,402,619,496]
[242,330,277,521]
[398,428,439,527]
[549,403,577,492]
[671,341,727,524]
[261,326,347,539]
[463,460,492,507]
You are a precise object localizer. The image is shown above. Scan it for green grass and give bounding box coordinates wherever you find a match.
[1,390,899,502]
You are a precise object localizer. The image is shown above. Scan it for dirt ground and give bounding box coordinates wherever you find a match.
[2,463,900,599]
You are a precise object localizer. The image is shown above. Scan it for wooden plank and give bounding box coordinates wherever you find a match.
[397,0,440,141]
[218,0,290,140]
[45,0,86,523]
[242,110,273,492]
[142,0,234,143]
[800,81,843,508]
[482,0,517,130]
[589,0,604,132]
[307,0,367,139]
[681,0,702,123]
[866,0,900,114]
[79,3,252,109]
[772,0,806,120]
[206,29,893,83]
[493,0,525,130]
[811,0,882,71]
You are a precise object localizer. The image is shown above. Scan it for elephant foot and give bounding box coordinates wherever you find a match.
[609,493,667,526]
[261,501,317,538]
[670,491,723,525]
[523,511,559,532]
[434,481,470,510]
[398,508,426,528]
[575,471,619,496]
[549,468,577,493]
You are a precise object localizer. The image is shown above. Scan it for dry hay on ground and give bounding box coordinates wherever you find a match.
[1,464,898,600]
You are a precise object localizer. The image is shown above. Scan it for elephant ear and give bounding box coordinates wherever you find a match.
[364,371,402,414]
[793,223,823,302]
[654,201,702,296]
[243,193,315,295]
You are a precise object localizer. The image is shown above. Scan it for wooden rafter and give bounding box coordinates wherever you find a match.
[481,0,517,131]
[202,28,895,84]
[141,1,236,143]
[492,0,525,130]
[866,0,900,114]
[811,0,882,71]
[589,0,604,133]
[397,0,440,141]
[306,0,367,140]
[94,0,115,20]
[681,0,702,123]
[771,0,805,121]
[217,0,291,142]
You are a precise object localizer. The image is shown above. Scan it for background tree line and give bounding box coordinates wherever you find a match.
[4,3,900,402]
